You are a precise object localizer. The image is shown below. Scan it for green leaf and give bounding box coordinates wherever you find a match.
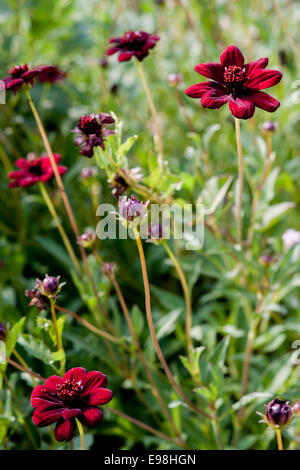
[260,202,295,231]
[209,336,230,368]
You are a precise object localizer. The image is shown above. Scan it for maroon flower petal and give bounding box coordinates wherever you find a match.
[63,367,87,383]
[185,81,226,98]
[80,407,104,428]
[62,409,82,420]
[249,90,280,112]
[118,51,135,62]
[54,418,76,442]
[106,47,119,56]
[201,89,229,109]
[31,385,63,408]
[245,69,282,90]
[44,375,64,392]
[228,96,255,119]
[32,405,64,427]
[88,388,113,406]
[245,57,269,75]
[82,371,108,394]
[220,45,244,67]
[194,63,224,82]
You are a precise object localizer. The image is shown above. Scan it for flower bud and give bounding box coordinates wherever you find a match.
[78,230,97,249]
[292,401,300,415]
[168,73,183,87]
[146,223,163,244]
[0,322,6,342]
[102,262,117,277]
[261,121,278,136]
[99,57,108,68]
[259,254,273,267]
[42,275,59,295]
[266,398,292,428]
[80,167,98,180]
[118,195,149,225]
[282,229,300,250]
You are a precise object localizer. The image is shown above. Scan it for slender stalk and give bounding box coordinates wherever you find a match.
[55,305,120,344]
[247,136,272,247]
[163,241,193,356]
[39,183,81,273]
[234,117,244,246]
[108,407,186,447]
[174,88,195,132]
[12,348,37,386]
[136,60,164,165]
[134,229,210,419]
[50,301,65,374]
[104,265,184,442]
[24,89,108,326]
[75,418,86,450]
[3,356,43,380]
[276,429,283,450]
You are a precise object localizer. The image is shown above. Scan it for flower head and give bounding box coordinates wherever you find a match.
[168,73,183,87]
[264,398,292,429]
[282,229,300,250]
[292,401,300,416]
[259,254,273,267]
[102,262,117,278]
[118,195,149,225]
[80,167,98,180]
[146,223,164,244]
[0,322,6,342]
[3,64,65,94]
[31,367,113,441]
[77,230,97,249]
[261,121,278,136]
[185,45,282,119]
[8,153,67,188]
[42,275,60,296]
[25,275,65,310]
[109,167,143,198]
[107,31,159,62]
[72,113,115,157]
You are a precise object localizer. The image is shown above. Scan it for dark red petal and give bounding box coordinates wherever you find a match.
[118,51,135,62]
[80,407,103,428]
[245,69,282,90]
[18,176,40,187]
[32,405,63,427]
[201,89,229,109]
[62,409,81,420]
[228,96,255,119]
[249,91,280,112]
[44,375,64,392]
[31,385,63,408]
[185,81,226,98]
[245,57,269,75]
[82,371,108,394]
[220,45,244,67]
[63,367,87,383]
[58,165,68,176]
[40,172,54,183]
[194,63,224,81]
[88,388,113,406]
[54,418,76,442]
[106,47,119,56]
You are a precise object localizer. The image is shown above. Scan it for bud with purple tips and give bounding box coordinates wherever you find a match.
[259,254,273,267]
[168,73,183,87]
[261,121,278,136]
[265,398,292,428]
[80,167,98,180]
[118,195,149,225]
[77,230,97,249]
[292,401,300,415]
[146,223,163,244]
[43,275,59,295]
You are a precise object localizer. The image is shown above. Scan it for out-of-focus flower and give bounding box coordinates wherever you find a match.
[80,167,98,180]
[282,229,300,250]
[107,31,159,62]
[168,73,183,87]
[72,113,115,157]
[292,402,300,415]
[109,167,143,198]
[77,230,97,249]
[8,153,67,188]
[102,262,117,277]
[259,254,273,267]
[278,50,288,66]
[265,398,292,429]
[31,367,113,442]
[0,323,6,342]
[2,64,65,94]
[100,57,109,68]
[118,195,149,225]
[146,223,164,244]
[261,121,278,135]
[185,45,282,119]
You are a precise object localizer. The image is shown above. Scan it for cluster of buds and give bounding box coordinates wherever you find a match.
[77,230,97,249]
[25,275,65,311]
[0,322,6,342]
[259,398,292,430]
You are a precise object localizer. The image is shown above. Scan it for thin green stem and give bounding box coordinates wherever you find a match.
[39,182,81,273]
[50,300,65,374]
[163,241,193,357]
[76,419,86,450]
[136,60,164,165]
[276,429,283,450]
[134,229,210,420]
[234,117,244,246]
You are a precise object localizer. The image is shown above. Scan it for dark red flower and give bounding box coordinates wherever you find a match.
[31,367,113,442]
[185,45,282,120]
[8,153,67,188]
[2,64,65,94]
[72,113,115,157]
[265,398,292,428]
[107,31,159,62]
